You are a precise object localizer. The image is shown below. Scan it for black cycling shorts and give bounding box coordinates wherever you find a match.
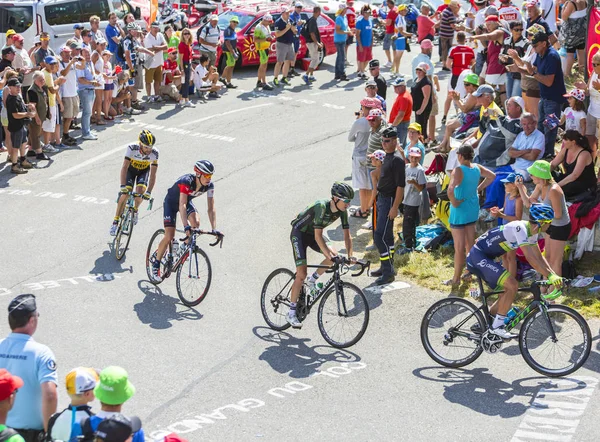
[163,198,197,228]
[125,166,150,190]
[290,229,321,267]
[547,222,572,242]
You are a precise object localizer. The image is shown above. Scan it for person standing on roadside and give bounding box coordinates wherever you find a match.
[253,15,274,90]
[6,78,36,174]
[59,45,81,146]
[289,2,304,78]
[365,79,386,112]
[76,47,101,141]
[0,294,58,442]
[368,60,387,100]
[344,0,357,68]
[439,1,460,67]
[197,15,220,69]
[349,98,375,218]
[26,72,52,162]
[382,0,398,68]
[72,25,84,45]
[105,13,122,66]
[0,369,26,442]
[33,32,55,68]
[302,7,322,85]
[0,47,16,77]
[89,15,103,51]
[334,3,352,81]
[388,77,412,148]
[221,16,239,89]
[178,28,195,107]
[273,7,297,87]
[144,22,168,103]
[355,5,373,79]
[12,34,38,102]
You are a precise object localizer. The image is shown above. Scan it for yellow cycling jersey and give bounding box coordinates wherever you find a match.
[125,144,159,170]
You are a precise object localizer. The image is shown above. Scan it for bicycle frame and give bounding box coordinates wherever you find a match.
[165,229,224,276]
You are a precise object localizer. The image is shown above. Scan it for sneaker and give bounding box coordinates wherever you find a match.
[490,326,517,340]
[110,221,118,236]
[309,76,317,82]
[219,77,228,86]
[54,143,69,149]
[36,153,51,161]
[362,221,373,230]
[188,101,196,108]
[339,75,349,81]
[384,61,392,68]
[70,123,81,130]
[82,134,98,140]
[20,159,33,170]
[375,274,395,285]
[256,80,262,89]
[151,261,162,283]
[226,82,238,89]
[286,312,303,329]
[42,143,59,153]
[282,77,291,86]
[131,101,145,111]
[365,244,377,251]
[289,69,300,77]
[63,137,78,146]
[273,77,280,86]
[10,163,27,174]
[155,96,164,103]
[208,91,219,99]
[123,107,133,115]
[302,74,310,85]
[26,150,37,157]
[262,83,274,91]
[144,95,154,102]
[130,109,142,115]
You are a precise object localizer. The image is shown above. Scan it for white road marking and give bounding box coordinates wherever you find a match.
[0,188,111,205]
[50,143,130,180]
[0,273,125,297]
[310,88,353,96]
[364,281,411,294]
[178,103,274,127]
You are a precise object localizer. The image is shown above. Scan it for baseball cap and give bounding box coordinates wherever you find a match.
[415,62,430,72]
[360,97,382,108]
[151,21,160,28]
[295,1,303,7]
[338,3,347,10]
[531,32,548,44]
[420,39,433,49]
[564,88,585,102]
[485,15,499,22]
[464,73,479,86]
[230,16,240,23]
[8,294,36,317]
[391,77,406,87]
[73,24,84,30]
[500,172,519,183]
[66,367,99,395]
[381,126,397,138]
[0,369,23,401]
[126,22,140,31]
[69,41,83,50]
[263,14,273,21]
[368,149,386,162]
[6,30,16,38]
[408,122,422,133]
[33,35,41,45]
[209,14,219,21]
[527,24,546,36]
[473,84,495,97]
[485,6,499,16]
[102,50,112,56]
[2,47,15,56]
[96,414,142,442]
[60,45,72,53]
[44,55,58,64]
[12,34,23,42]
[398,5,407,11]
[365,79,377,87]
[408,147,422,157]
[366,108,383,120]
[94,366,136,406]
[168,47,177,54]
[508,96,525,111]
[526,0,540,7]
[369,59,380,68]
[96,37,107,45]
[281,6,290,13]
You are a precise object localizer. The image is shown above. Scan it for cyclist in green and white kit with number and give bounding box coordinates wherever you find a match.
[288,182,356,328]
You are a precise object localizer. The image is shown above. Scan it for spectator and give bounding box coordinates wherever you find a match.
[290,2,305,78]
[577,53,600,155]
[525,1,556,44]
[105,13,122,65]
[144,22,168,103]
[417,5,436,43]
[392,6,412,76]
[0,47,15,74]
[344,0,357,68]
[0,369,25,442]
[81,29,93,52]
[6,78,35,174]
[48,367,98,442]
[461,85,503,147]
[368,60,387,100]
[501,21,529,99]
[334,4,352,81]
[471,15,508,104]
[41,56,65,151]
[112,71,134,115]
[403,123,426,165]
[3,30,15,50]
[388,77,412,147]
[161,48,182,103]
[443,31,474,125]
[355,5,373,79]
[221,17,239,89]
[498,0,523,23]
[366,108,388,162]
[95,414,142,442]
[121,23,151,110]
[550,130,596,199]
[539,0,557,33]
[193,55,222,99]
[12,34,37,102]
[253,15,274,91]
[197,15,221,68]
[28,36,41,58]
[439,0,460,67]
[509,112,544,180]
[80,366,144,442]
[367,149,385,233]
[72,25,84,45]
[401,147,427,254]
[411,39,434,82]
[1,70,18,156]
[349,99,373,218]
[0,294,58,441]
[411,62,432,139]
[447,145,495,286]
[163,26,179,62]
[102,51,116,120]
[517,160,570,276]
[273,8,296,87]
[382,0,398,68]
[26,72,52,162]
[559,0,586,76]
[77,47,101,141]
[58,45,81,146]
[372,126,405,285]
[91,39,107,125]
[89,15,103,51]
[365,79,386,111]
[33,33,56,68]
[560,88,586,135]
[302,7,322,85]
[177,29,194,107]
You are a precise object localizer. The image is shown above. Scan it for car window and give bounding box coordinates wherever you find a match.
[316,16,329,28]
[80,0,111,19]
[218,12,255,31]
[112,0,132,20]
[45,1,82,26]
[0,5,34,34]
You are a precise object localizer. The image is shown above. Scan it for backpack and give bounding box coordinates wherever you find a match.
[0,428,19,442]
[301,17,314,40]
[117,36,132,62]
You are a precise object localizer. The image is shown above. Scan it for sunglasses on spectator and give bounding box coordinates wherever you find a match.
[594,63,600,67]
[513,28,523,31]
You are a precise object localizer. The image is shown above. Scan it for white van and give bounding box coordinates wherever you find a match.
[0,0,147,51]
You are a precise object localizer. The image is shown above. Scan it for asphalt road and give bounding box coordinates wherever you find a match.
[1,45,599,442]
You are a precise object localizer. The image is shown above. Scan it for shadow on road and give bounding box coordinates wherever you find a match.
[253,326,361,379]
[133,280,203,329]
[90,248,134,277]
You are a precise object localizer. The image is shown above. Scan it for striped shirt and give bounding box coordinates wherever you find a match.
[439,8,456,39]
[367,121,388,169]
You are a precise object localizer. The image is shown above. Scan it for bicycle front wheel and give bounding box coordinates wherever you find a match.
[317,282,369,348]
[176,247,212,307]
[260,268,294,331]
[421,298,484,368]
[115,209,134,261]
[519,304,592,377]
[146,229,171,285]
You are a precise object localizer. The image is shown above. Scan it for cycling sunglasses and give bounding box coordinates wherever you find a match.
[199,173,213,180]
[338,198,351,204]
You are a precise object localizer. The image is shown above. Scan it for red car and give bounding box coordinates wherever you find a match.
[193,5,336,72]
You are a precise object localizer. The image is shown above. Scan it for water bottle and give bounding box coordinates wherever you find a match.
[171,240,180,258]
[504,307,521,325]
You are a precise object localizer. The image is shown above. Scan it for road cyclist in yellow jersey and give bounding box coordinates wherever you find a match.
[110,130,159,236]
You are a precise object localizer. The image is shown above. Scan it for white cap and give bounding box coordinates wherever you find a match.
[263,14,273,21]
[295,1,303,6]
[209,14,218,21]
[65,367,99,395]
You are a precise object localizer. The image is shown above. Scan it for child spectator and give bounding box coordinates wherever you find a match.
[401,147,426,254]
[48,367,98,442]
[367,149,386,249]
[560,89,586,135]
[102,51,116,121]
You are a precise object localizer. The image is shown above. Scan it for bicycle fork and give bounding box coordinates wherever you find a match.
[334,278,349,317]
[539,304,559,343]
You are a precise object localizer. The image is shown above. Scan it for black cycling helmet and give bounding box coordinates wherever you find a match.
[139,129,156,147]
[529,203,554,224]
[194,160,214,176]
[331,181,355,200]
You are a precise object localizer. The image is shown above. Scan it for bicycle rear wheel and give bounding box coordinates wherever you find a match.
[260,268,294,331]
[115,209,134,261]
[146,229,171,285]
[176,247,212,307]
[519,304,592,377]
[317,282,369,348]
[421,298,484,368]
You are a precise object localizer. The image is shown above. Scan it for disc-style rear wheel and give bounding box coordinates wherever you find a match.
[261,268,294,331]
[115,209,134,261]
[176,247,212,307]
[146,229,171,285]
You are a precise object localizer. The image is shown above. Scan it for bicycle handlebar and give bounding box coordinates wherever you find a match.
[537,279,571,301]
[178,229,224,248]
[330,256,370,277]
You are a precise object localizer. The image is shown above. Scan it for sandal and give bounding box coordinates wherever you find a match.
[351,209,369,218]
[443,279,459,286]
[104,116,114,121]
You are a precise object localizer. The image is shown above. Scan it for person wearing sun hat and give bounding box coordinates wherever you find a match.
[388,76,412,147]
[560,89,586,135]
[350,98,377,218]
[400,146,426,254]
[0,369,25,442]
[403,122,425,165]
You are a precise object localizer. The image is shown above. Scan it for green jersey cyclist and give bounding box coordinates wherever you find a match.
[110,130,159,236]
[288,182,356,328]
[465,203,563,339]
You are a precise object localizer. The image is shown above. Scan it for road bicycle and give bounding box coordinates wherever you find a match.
[114,192,153,261]
[261,257,371,348]
[420,276,591,377]
[146,228,224,307]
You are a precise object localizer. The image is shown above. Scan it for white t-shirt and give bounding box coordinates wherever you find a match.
[562,107,586,134]
[456,69,473,99]
[199,24,220,53]
[588,73,600,118]
[59,60,79,98]
[144,32,167,69]
[12,47,35,87]
[539,0,557,33]
[193,64,210,88]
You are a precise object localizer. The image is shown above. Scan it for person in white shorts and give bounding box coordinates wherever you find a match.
[58,45,82,146]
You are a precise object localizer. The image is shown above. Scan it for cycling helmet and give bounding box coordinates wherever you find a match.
[194,160,214,176]
[331,182,355,200]
[529,203,554,224]
[139,129,156,147]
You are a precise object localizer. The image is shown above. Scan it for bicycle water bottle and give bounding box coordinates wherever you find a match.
[172,240,180,258]
[504,307,520,325]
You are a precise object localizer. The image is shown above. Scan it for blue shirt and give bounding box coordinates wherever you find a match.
[76,62,95,91]
[105,24,120,54]
[223,26,237,52]
[512,129,545,171]
[275,17,294,44]
[533,46,566,103]
[290,11,302,39]
[334,15,348,44]
[0,333,58,430]
[449,164,481,226]
[87,413,144,442]
[355,16,373,47]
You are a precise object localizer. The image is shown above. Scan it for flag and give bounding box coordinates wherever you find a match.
[150,0,159,24]
[587,7,600,78]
